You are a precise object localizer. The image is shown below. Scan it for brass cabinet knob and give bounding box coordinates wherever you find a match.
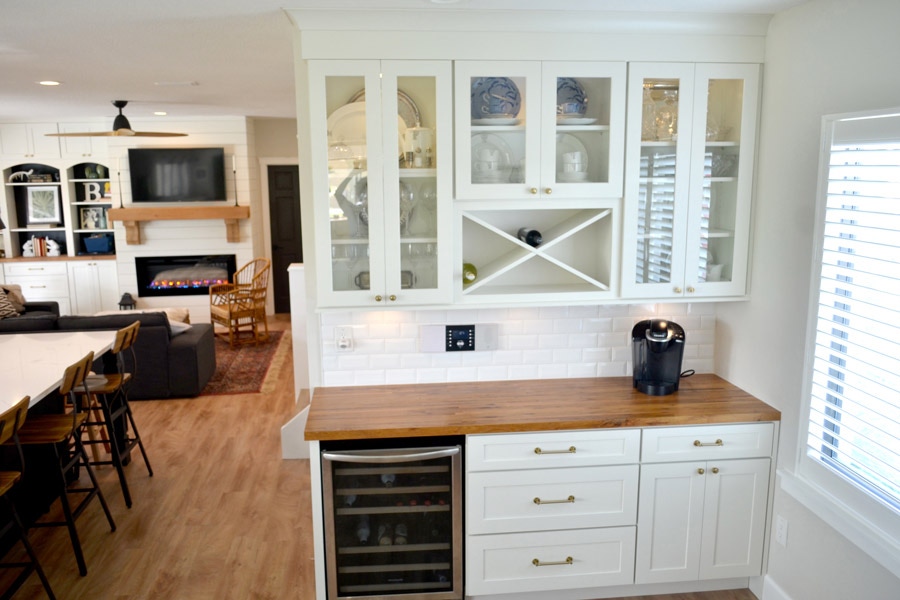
[389,294,397,301]
[711,467,719,474]
[544,188,552,195]
[687,286,695,293]
[698,468,705,475]
[530,187,538,195]
[374,295,383,302]
[674,287,683,294]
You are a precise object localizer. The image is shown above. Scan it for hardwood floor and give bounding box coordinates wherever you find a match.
[0,314,757,600]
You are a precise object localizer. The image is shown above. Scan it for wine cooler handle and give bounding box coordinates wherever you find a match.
[322,446,461,464]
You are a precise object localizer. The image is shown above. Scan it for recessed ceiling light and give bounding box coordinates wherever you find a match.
[38,80,61,86]
[153,111,168,116]
[153,81,199,87]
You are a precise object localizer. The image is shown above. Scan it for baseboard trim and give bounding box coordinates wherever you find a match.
[761,576,791,600]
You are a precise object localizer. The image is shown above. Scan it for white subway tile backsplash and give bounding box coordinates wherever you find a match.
[317,304,717,386]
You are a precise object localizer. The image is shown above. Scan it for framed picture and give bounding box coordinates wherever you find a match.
[26,186,61,225]
[80,206,107,230]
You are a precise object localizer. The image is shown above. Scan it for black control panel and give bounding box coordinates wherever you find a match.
[446,325,475,351]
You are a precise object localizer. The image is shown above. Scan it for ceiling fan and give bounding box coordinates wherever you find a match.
[47,100,187,137]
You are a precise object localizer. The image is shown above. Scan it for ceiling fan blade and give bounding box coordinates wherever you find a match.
[46,130,186,137]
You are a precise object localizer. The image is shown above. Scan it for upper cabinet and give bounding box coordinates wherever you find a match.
[454,61,626,201]
[621,62,760,299]
[307,60,453,308]
[58,123,109,160]
[0,123,61,160]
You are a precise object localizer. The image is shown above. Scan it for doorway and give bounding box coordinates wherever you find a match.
[267,165,302,314]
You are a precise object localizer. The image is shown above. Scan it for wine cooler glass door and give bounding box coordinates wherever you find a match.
[321,446,462,600]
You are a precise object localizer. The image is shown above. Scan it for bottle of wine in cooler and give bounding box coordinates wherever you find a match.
[380,473,396,487]
[462,263,477,285]
[517,227,543,247]
[356,515,371,544]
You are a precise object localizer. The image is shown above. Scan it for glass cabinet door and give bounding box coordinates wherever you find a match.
[622,63,696,298]
[309,60,385,307]
[685,63,759,297]
[454,61,542,200]
[309,60,451,307]
[380,61,453,305]
[541,61,626,199]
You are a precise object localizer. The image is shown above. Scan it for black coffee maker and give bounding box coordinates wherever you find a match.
[631,319,686,396]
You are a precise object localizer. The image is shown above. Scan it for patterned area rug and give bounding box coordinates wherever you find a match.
[201,330,289,395]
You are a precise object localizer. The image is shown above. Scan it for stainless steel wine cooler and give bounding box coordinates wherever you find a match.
[321,445,463,600]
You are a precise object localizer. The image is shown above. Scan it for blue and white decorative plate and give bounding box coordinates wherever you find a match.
[557,77,587,117]
[471,77,521,120]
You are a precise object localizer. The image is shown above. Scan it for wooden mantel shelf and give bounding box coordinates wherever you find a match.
[106,206,250,245]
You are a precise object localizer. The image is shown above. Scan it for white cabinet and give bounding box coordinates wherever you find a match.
[622,63,760,299]
[635,423,773,584]
[454,61,626,200]
[58,123,108,159]
[307,60,453,307]
[67,260,118,314]
[3,261,71,315]
[0,123,61,159]
[465,429,640,595]
[454,61,626,303]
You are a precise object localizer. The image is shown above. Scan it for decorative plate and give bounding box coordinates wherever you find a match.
[556,116,598,126]
[327,102,406,159]
[472,117,521,126]
[557,77,588,117]
[555,133,589,183]
[347,89,422,128]
[471,77,521,120]
[471,133,513,183]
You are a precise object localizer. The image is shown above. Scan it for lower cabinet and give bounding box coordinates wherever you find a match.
[465,422,775,597]
[466,429,641,596]
[67,259,119,314]
[3,260,72,314]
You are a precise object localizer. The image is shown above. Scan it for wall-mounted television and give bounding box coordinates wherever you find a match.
[128,147,226,203]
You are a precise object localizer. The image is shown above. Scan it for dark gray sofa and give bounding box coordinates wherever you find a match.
[0,300,60,332]
[0,307,216,400]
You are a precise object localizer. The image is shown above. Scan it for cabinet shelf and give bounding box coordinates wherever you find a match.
[339,542,450,556]
[5,181,58,187]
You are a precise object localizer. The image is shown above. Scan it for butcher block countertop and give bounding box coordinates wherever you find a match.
[304,374,780,441]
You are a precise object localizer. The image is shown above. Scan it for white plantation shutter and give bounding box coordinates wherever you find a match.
[806,136,900,511]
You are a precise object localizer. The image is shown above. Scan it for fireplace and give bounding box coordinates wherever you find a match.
[135,255,237,297]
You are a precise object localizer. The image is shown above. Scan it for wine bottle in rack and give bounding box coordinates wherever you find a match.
[462,263,478,285]
[356,515,371,544]
[381,473,396,487]
[517,227,543,247]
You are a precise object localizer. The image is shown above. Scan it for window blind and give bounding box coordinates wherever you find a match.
[807,141,900,510]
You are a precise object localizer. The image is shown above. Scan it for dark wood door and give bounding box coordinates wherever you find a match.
[267,165,302,314]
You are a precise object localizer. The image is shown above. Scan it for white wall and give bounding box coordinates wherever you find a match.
[716,0,900,597]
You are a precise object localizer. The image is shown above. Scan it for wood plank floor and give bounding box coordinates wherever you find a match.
[0,315,757,600]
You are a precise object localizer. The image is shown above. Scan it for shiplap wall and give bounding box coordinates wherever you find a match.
[105,117,260,323]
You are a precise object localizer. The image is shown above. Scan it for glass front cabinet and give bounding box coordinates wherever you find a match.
[453,61,626,303]
[622,62,760,299]
[308,60,453,307]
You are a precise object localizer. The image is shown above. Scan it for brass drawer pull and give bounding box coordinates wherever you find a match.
[533,495,575,505]
[534,446,576,455]
[533,556,573,567]
[693,439,723,447]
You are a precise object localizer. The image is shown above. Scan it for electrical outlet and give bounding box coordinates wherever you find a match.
[775,515,788,547]
[335,326,353,352]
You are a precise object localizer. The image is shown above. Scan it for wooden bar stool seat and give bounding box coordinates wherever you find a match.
[77,321,152,509]
[0,397,56,599]
[10,351,116,577]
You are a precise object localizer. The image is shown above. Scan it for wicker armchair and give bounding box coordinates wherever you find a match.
[209,258,271,346]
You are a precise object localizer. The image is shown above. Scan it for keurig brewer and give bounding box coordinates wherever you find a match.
[631,319,686,396]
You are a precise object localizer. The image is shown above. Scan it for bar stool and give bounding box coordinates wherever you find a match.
[77,321,153,509]
[0,396,56,599]
[13,351,116,576]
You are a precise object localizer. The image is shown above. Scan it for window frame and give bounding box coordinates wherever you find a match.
[788,106,900,579]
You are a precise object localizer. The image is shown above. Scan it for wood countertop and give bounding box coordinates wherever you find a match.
[304,374,780,441]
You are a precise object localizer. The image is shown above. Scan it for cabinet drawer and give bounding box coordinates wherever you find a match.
[6,275,70,298]
[641,423,774,462]
[467,428,640,472]
[468,465,638,534]
[465,527,635,596]
[4,262,68,277]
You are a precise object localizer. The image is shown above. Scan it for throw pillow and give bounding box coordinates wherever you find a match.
[0,284,27,313]
[169,320,193,336]
[0,292,19,319]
